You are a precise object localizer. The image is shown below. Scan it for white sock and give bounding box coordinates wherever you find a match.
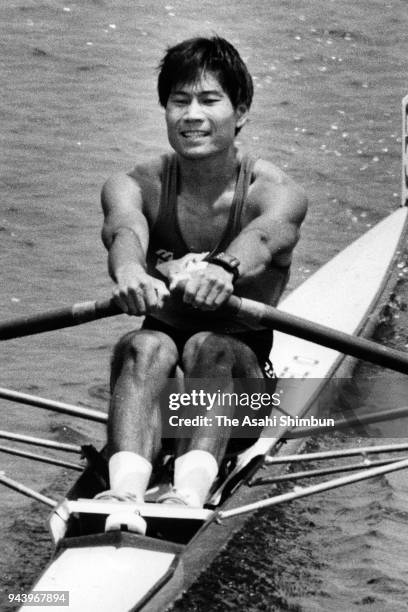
[109,452,152,503]
[174,450,219,507]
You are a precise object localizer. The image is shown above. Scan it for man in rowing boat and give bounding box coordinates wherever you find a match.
[99,36,307,529]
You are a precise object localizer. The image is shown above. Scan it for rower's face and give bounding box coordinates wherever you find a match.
[165,72,248,159]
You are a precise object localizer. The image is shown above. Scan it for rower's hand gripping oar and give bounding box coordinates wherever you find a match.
[1,295,408,374]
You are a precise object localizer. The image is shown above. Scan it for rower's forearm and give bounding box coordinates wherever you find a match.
[226,227,292,280]
[108,229,147,282]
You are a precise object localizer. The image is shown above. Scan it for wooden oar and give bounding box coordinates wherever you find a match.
[225,296,408,375]
[0,298,119,340]
[1,295,408,374]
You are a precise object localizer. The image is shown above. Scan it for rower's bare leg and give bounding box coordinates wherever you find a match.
[108,330,178,502]
[172,332,263,507]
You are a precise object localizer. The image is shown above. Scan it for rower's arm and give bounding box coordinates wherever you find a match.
[101,172,149,281]
[225,164,307,281]
[101,172,169,314]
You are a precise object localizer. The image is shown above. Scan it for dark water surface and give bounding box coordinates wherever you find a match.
[1,1,408,610]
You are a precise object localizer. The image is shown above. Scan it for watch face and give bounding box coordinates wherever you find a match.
[216,253,240,268]
[208,253,240,281]
[205,252,240,280]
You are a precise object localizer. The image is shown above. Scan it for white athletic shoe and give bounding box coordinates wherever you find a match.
[157,488,191,506]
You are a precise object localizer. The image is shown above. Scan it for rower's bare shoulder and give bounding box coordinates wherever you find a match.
[128,157,163,189]
[102,157,163,215]
[251,158,308,220]
[252,158,305,195]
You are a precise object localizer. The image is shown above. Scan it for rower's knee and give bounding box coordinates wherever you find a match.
[111,331,178,386]
[182,332,235,375]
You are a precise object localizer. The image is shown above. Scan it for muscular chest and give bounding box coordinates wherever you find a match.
[176,194,233,252]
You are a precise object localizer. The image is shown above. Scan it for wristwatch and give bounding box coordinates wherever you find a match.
[205,252,241,282]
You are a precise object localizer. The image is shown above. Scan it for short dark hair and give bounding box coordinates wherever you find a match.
[157,36,253,111]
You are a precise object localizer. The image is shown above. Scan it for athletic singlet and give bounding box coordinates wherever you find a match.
[145,152,290,332]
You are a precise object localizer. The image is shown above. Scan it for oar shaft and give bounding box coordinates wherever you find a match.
[2,294,408,376]
[0,387,107,423]
[0,298,120,340]
[226,296,408,375]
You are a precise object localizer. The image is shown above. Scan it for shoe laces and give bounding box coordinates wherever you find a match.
[94,490,140,503]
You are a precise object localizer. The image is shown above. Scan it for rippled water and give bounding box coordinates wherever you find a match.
[1,0,408,610]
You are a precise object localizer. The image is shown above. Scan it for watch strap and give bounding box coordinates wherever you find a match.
[205,252,240,282]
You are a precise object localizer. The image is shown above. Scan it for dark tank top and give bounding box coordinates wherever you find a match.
[146,153,289,332]
[148,152,255,261]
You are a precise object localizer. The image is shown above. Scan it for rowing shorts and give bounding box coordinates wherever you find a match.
[142,316,276,379]
[142,316,276,456]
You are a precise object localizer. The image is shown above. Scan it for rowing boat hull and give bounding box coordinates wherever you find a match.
[21,206,408,612]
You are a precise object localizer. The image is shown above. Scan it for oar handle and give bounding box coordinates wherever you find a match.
[0,295,240,341]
